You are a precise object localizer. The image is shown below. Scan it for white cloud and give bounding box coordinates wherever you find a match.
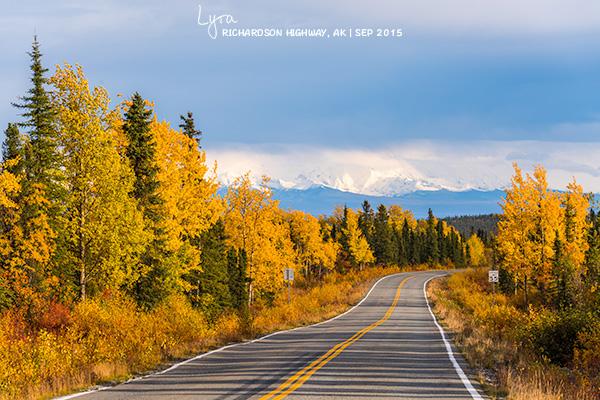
[229,0,600,36]
[206,140,600,194]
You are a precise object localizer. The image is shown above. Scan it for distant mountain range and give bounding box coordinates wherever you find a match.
[269,186,504,218]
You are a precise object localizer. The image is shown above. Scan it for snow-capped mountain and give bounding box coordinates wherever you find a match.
[240,169,502,198]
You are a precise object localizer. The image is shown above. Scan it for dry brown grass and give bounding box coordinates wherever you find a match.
[427,269,599,400]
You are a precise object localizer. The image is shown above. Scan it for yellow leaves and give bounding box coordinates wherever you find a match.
[562,179,590,272]
[498,163,592,290]
[344,208,375,267]
[225,174,298,298]
[466,235,486,266]
[388,204,416,230]
[153,120,222,257]
[0,163,20,209]
[287,210,339,274]
[51,63,147,296]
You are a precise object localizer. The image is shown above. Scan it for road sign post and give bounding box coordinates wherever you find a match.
[489,270,499,301]
[284,268,294,304]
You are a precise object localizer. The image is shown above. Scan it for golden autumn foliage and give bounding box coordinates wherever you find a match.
[498,163,592,301]
[388,204,416,230]
[50,64,147,299]
[0,264,414,400]
[344,208,375,268]
[0,161,57,311]
[287,210,338,278]
[152,119,222,290]
[561,179,590,273]
[466,234,486,266]
[225,174,297,301]
[429,269,598,400]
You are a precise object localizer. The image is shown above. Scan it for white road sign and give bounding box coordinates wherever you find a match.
[284,268,295,282]
[488,270,499,283]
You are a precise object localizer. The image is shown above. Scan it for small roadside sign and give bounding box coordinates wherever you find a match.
[284,268,295,282]
[488,270,499,283]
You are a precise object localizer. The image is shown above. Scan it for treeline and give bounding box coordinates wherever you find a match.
[444,213,498,244]
[0,38,478,325]
[323,202,484,270]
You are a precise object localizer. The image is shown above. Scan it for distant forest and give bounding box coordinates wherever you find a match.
[444,214,499,242]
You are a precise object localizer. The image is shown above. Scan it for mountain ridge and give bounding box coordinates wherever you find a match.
[269,186,505,218]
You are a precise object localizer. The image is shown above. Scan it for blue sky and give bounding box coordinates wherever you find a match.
[3,1,600,191]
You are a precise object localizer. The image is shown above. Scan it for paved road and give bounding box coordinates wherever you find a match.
[72,271,486,399]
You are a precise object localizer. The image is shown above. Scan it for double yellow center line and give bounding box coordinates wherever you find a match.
[260,276,412,400]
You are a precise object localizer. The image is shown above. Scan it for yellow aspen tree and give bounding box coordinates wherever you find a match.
[50,64,147,299]
[152,119,222,291]
[466,234,486,266]
[388,205,416,230]
[287,210,339,279]
[498,163,536,300]
[528,165,563,291]
[0,164,24,307]
[225,174,295,302]
[562,179,590,274]
[0,161,56,308]
[344,208,375,270]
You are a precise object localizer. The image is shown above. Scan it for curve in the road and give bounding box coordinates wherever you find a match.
[56,271,486,400]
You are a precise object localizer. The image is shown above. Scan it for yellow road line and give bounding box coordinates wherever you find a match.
[260,275,412,400]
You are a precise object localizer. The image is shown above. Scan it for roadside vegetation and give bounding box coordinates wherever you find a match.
[2,265,440,400]
[0,38,475,399]
[429,164,600,400]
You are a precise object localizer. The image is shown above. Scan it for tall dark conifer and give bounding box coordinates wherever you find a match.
[373,204,394,264]
[2,123,23,175]
[13,36,59,189]
[358,200,375,246]
[426,208,439,264]
[227,248,248,311]
[193,219,232,319]
[124,92,161,219]
[123,92,166,308]
[178,111,202,146]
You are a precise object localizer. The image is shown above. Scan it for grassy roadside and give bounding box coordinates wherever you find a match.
[426,268,599,400]
[0,264,441,400]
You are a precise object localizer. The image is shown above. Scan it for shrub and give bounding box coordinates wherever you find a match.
[527,308,591,366]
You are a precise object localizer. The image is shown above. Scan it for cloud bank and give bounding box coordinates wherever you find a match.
[207,140,600,194]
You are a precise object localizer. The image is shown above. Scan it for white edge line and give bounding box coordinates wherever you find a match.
[423,274,484,400]
[54,271,406,399]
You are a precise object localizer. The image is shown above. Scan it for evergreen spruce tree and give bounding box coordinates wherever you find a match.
[394,229,407,266]
[9,36,61,290]
[124,92,161,219]
[373,204,394,264]
[339,205,351,255]
[426,209,440,265]
[178,111,202,145]
[1,123,23,175]
[410,231,421,264]
[194,219,232,319]
[400,219,411,265]
[465,243,471,266]
[227,248,248,311]
[550,234,570,309]
[358,200,375,246]
[585,208,600,292]
[436,219,447,262]
[13,36,59,190]
[123,92,167,308]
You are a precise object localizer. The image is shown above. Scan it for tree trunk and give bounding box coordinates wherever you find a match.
[524,275,529,306]
[79,202,86,300]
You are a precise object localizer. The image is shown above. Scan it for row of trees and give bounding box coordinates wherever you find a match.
[0,38,479,323]
[497,164,600,308]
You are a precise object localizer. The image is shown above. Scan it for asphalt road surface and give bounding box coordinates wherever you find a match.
[69,271,486,400]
